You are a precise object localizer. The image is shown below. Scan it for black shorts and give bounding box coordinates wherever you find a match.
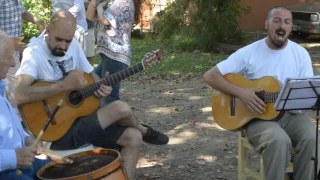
[50,112,126,151]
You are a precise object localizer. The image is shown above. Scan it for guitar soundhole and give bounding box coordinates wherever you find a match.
[68,91,83,105]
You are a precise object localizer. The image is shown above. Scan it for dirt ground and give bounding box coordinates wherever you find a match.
[120,34,320,180]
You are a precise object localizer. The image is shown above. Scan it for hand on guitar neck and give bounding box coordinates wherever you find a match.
[92,72,112,99]
[237,88,266,114]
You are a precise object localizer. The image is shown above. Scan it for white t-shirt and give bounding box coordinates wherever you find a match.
[16,33,94,81]
[217,38,314,86]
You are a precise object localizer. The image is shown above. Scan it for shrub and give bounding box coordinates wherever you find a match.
[22,0,52,42]
[152,0,251,50]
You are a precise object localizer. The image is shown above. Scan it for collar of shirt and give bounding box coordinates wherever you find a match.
[0,80,7,97]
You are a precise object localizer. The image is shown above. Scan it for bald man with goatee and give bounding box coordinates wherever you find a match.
[14,10,168,180]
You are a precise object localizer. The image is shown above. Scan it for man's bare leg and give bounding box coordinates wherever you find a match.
[96,101,141,179]
[103,101,169,145]
[96,101,134,129]
[116,128,142,180]
[137,124,148,135]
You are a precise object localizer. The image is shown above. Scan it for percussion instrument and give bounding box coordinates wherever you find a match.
[37,148,128,180]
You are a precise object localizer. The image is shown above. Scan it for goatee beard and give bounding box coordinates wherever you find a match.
[271,38,285,48]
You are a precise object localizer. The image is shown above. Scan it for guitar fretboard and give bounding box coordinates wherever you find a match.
[79,63,144,99]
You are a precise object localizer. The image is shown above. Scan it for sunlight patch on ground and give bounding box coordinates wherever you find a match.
[198,121,226,131]
[147,107,174,114]
[168,130,197,145]
[173,124,188,130]
[188,96,203,100]
[168,137,186,145]
[137,157,159,168]
[176,88,194,92]
[201,106,212,112]
[197,155,217,163]
[206,116,214,121]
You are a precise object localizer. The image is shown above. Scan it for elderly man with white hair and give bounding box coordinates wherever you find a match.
[0,30,51,180]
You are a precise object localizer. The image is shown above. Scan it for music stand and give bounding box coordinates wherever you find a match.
[274,77,320,180]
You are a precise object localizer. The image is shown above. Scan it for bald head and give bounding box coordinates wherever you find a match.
[0,30,15,80]
[48,10,76,30]
[0,30,12,56]
[267,6,291,23]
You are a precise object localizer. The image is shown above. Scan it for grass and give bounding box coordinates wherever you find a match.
[93,37,229,75]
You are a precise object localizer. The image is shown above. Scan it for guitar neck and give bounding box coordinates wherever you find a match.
[80,62,145,98]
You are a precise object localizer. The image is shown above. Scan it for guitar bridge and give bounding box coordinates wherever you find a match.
[230,96,235,116]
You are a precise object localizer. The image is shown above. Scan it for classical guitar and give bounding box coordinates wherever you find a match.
[19,50,164,141]
[211,73,281,131]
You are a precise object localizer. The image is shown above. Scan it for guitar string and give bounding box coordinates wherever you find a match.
[256,92,279,102]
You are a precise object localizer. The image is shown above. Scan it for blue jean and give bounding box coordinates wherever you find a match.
[95,54,128,106]
[0,158,51,180]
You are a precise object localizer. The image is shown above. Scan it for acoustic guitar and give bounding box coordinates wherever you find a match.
[19,50,164,141]
[211,73,281,131]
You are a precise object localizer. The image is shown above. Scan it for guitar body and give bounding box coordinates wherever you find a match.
[211,74,281,131]
[19,73,100,141]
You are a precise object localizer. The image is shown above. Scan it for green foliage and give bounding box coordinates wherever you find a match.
[152,0,251,50]
[22,0,52,42]
[151,0,188,38]
[130,37,228,74]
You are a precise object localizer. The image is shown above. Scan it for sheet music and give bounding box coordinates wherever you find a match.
[274,76,320,110]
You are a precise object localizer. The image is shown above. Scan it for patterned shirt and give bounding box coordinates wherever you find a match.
[96,0,134,66]
[0,0,25,38]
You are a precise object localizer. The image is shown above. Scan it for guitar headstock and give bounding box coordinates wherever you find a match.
[141,50,164,69]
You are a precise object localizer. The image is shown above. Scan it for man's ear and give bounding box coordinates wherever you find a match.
[265,20,269,30]
[45,26,50,34]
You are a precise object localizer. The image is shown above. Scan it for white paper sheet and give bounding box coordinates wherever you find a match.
[274,76,320,110]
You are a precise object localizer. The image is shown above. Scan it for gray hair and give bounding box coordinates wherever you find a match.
[0,30,10,59]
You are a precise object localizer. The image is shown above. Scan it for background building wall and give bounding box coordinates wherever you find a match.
[136,0,316,31]
[238,0,315,30]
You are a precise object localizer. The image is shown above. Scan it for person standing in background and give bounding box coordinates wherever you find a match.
[86,0,135,106]
[84,0,96,65]
[0,0,45,106]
